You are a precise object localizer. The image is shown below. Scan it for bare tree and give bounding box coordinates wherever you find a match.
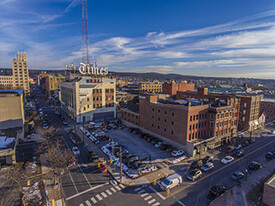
[37,139,74,193]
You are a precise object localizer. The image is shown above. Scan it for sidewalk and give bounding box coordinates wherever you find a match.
[210,157,275,206]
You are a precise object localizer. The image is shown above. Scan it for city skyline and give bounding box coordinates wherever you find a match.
[0,0,275,79]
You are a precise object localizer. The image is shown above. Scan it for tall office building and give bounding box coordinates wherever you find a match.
[12,53,30,93]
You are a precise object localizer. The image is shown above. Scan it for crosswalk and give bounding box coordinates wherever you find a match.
[79,184,125,206]
[134,186,160,206]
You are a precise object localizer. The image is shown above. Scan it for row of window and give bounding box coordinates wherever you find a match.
[189,121,207,130]
[188,130,207,140]
[190,113,207,121]
[83,103,115,110]
[151,123,174,135]
[92,89,114,94]
[151,108,175,117]
[215,129,231,136]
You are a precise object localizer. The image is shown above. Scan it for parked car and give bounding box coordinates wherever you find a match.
[165,146,174,152]
[241,141,249,147]
[88,151,99,162]
[224,146,235,153]
[231,172,244,180]
[202,156,213,164]
[207,185,226,200]
[160,173,182,190]
[233,150,244,158]
[63,121,68,125]
[159,144,168,150]
[234,144,242,150]
[248,138,255,144]
[187,169,202,181]
[237,132,244,137]
[221,156,234,164]
[191,160,203,168]
[155,142,164,148]
[168,155,187,164]
[171,150,184,157]
[265,152,274,160]
[248,161,261,170]
[201,162,214,172]
[72,147,80,156]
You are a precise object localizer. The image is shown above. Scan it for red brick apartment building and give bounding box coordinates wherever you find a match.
[177,88,262,131]
[121,94,237,156]
[260,99,275,122]
[162,80,195,96]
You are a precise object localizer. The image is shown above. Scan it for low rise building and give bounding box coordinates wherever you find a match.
[162,80,195,96]
[263,175,275,206]
[0,75,14,89]
[0,90,25,129]
[45,73,65,93]
[121,94,237,156]
[60,76,116,123]
[139,82,163,93]
[260,99,275,122]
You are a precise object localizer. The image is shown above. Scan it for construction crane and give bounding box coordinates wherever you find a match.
[81,0,90,64]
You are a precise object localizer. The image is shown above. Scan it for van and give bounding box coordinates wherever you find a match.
[161,173,182,190]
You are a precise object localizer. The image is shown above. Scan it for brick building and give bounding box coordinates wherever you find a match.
[260,99,275,122]
[162,80,195,96]
[177,88,262,131]
[45,73,65,93]
[121,94,237,156]
[139,82,163,93]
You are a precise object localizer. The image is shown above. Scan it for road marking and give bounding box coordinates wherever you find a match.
[106,189,112,195]
[101,192,107,198]
[152,203,160,206]
[91,197,97,204]
[76,163,92,188]
[111,187,117,193]
[144,195,152,201]
[96,194,102,201]
[66,182,109,200]
[119,184,125,188]
[68,172,79,193]
[148,199,156,204]
[149,186,166,200]
[115,185,121,191]
[134,187,142,192]
[171,139,275,197]
[85,200,91,206]
[137,189,146,194]
[141,193,149,197]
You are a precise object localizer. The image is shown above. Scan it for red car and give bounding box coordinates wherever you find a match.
[98,135,110,141]
[224,146,235,153]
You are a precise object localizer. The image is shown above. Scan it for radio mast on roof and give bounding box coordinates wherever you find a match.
[82,0,90,64]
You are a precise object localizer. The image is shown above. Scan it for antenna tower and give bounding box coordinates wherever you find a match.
[82,0,90,64]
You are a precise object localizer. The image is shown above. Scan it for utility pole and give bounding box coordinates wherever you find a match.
[120,146,122,183]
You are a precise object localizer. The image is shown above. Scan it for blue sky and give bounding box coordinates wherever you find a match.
[0,0,275,79]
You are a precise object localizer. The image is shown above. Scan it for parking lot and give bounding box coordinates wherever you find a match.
[105,129,172,161]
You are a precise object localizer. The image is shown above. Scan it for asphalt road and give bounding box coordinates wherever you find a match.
[38,98,275,206]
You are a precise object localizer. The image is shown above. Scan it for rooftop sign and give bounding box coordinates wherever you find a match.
[65,63,108,76]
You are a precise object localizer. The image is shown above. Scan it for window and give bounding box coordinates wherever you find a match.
[217,114,220,119]
[196,124,198,129]
[152,124,154,127]
[158,117,160,121]
[87,98,89,101]
[158,109,160,113]
[193,125,195,129]
[189,134,191,140]
[158,126,160,129]
[171,121,174,125]
[87,105,89,108]
[152,115,154,119]
[152,108,154,112]
[172,112,174,117]
[193,116,195,121]
[164,128,166,132]
[190,125,192,130]
[165,111,167,115]
[190,116,192,121]
[171,130,174,135]
[196,115,198,120]
[164,119,167,123]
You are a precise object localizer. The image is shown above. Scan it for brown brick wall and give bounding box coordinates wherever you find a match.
[260,101,275,121]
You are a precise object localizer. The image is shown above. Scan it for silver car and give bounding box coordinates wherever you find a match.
[201,162,214,172]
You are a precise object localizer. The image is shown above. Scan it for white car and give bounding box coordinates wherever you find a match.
[89,122,96,126]
[95,132,105,137]
[155,142,163,148]
[106,142,118,148]
[72,147,80,156]
[221,156,234,164]
[168,155,187,164]
[171,150,184,157]
[201,162,214,172]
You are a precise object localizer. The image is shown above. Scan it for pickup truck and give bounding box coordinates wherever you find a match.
[160,173,182,190]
